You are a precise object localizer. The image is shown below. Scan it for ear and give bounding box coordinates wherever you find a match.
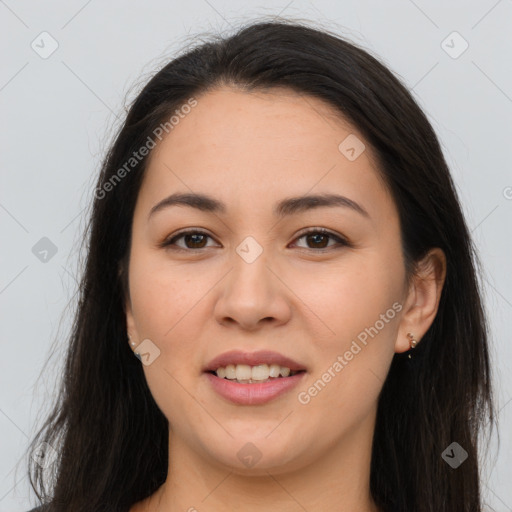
[119,260,139,346]
[125,294,139,345]
[395,247,447,353]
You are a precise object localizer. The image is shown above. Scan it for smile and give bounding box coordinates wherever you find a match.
[204,370,307,405]
[213,363,301,382]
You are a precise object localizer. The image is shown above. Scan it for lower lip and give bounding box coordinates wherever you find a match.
[204,371,306,405]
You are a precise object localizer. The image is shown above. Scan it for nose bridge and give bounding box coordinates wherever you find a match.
[214,233,290,328]
[229,233,274,301]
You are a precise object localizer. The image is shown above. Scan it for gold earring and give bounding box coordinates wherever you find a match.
[407,332,418,359]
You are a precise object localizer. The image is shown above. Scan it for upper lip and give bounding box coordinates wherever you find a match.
[203,350,307,372]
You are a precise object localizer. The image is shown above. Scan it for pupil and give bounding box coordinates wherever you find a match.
[187,234,206,248]
[308,233,327,248]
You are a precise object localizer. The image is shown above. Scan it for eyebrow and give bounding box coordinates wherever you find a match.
[148,192,370,221]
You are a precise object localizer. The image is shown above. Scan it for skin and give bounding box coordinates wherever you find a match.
[125,86,446,512]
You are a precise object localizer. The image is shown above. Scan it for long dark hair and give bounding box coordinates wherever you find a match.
[24,17,496,512]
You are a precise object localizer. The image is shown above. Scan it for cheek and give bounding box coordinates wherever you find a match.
[129,248,206,337]
[129,256,210,421]
[293,254,401,408]
[128,253,217,407]
[294,254,402,342]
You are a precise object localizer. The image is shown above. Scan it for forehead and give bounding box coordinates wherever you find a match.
[151,86,369,164]
[138,86,394,222]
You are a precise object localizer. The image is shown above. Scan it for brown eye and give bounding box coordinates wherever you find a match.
[304,232,330,249]
[292,228,350,251]
[182,233,208,249]
[160,230,216,251]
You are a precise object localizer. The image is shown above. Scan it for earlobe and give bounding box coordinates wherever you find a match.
[395,247,447,353]
[126,310,138,348]
[125,295,139,349]
[119,261,138,349]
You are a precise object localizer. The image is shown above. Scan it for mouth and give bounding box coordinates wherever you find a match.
[202,350,307,405]
[204,371,306,405]
[206,365,306,384]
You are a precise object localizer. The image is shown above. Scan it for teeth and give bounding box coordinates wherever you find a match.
[249,364,267,380]
[235,364,252,381]
[279,366,290,377]
[214,363,298,381]
[225,364,236,379]
[269,364,281,378]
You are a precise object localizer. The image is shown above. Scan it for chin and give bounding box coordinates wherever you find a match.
[203,436,309,475]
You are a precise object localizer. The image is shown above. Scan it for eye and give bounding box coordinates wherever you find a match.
[290,228,350,252]
[159,230,217,251]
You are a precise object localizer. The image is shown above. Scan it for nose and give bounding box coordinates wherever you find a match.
[213,247,292,331]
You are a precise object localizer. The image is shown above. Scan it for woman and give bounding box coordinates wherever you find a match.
[25,18,496,512]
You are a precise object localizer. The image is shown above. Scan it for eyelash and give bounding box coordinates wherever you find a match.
[159,228,351,253]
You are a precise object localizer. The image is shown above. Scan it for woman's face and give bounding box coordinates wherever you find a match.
[125,86,416,474]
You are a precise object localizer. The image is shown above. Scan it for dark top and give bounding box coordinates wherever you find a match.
[26,508,132,512]
[27,503,396,511]
[26,506,131,512]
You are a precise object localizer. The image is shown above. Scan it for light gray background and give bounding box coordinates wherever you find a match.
[1,1,511,511]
